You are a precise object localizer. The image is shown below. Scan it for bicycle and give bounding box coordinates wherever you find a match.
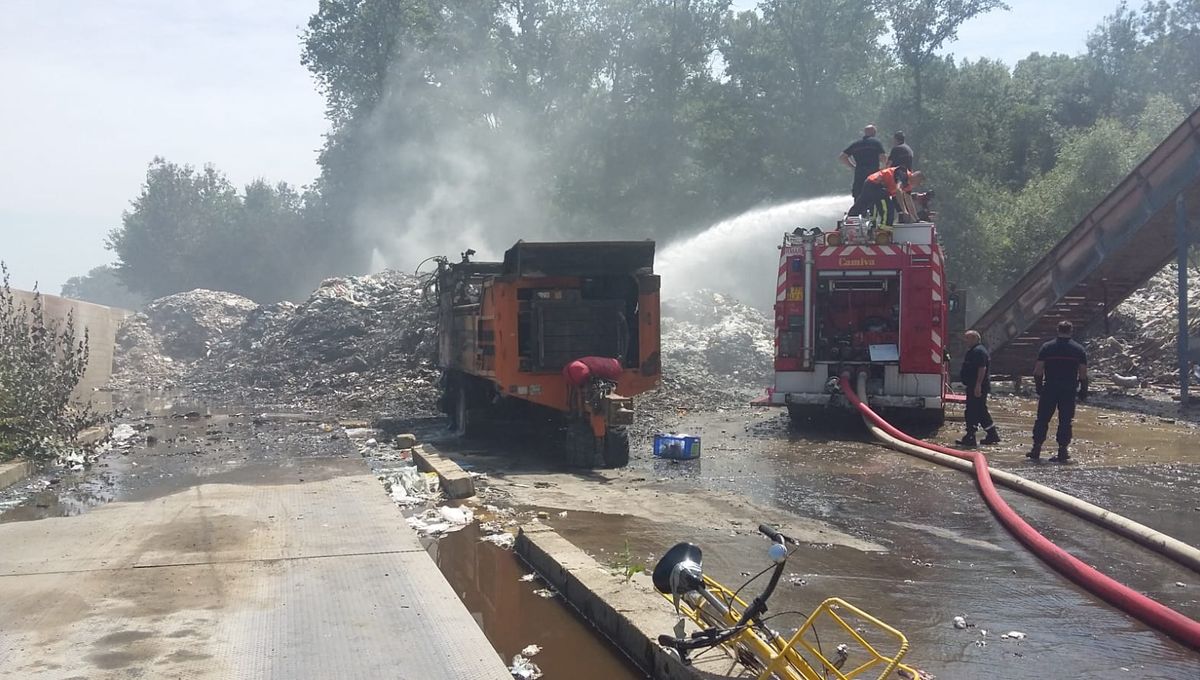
[652,524,922,680]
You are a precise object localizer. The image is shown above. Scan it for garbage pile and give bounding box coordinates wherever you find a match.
[194,271,440,412]
[110,290,258,390]
[642,290,772,415]
[110,275,774,420]
[1089,264,1200,383]
[110,272,441,413]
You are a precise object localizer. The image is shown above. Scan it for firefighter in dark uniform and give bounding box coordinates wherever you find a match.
[956,330,1000,447]
[1029,320,1089,462]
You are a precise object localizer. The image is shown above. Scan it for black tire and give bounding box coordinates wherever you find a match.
[602,427,630,468]
[449,375,487,438]
[564,421,600,468]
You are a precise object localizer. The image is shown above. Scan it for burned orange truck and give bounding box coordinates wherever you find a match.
[434,241,661,467]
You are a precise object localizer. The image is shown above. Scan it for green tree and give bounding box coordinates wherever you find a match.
[106,158,239,299]
[106,159,322,303]
[60,265,145,310]
[1,264,97,461]
[980,95,1186,291]
[883,0,1009,125]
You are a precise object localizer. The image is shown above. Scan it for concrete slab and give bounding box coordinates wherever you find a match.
[516,524,743,680]
[0,456,510,679]
[414,444,475,499]
[0,460,33,492]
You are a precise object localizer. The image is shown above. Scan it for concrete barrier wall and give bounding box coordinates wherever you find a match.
[9,290,132,401]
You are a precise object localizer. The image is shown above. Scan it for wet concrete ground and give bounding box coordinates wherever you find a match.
[3,391,1197,678]
[0,395,641,679]
[423,395,1200,679]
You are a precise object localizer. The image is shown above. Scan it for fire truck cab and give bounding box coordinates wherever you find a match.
[771,217,947,425]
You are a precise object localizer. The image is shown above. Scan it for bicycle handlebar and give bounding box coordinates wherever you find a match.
[758,523,784,543]
[660,524,793,655]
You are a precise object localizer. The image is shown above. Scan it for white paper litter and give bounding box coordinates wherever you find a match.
[1000,631,1026,641]
[509,654,542,680]
[383,466,440,507]
[520,644,542,657]
[481,533,515,549]
[406,505,474,537]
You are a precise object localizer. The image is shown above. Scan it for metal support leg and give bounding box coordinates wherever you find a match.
[1178,194,1190,405]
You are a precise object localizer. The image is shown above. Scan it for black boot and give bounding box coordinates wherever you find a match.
[955,433,977,448]
[981,427,1001,445]
[1052,446,1071,463]
[1026,444,1042,461]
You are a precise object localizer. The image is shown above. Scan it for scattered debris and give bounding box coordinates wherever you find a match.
[1000,631,1027,641]
[382,467,440,507]
[509,653,543,680]
[520,644,542,657]
[481,532,516,549]
[1092,264,1200,383]
[406,505,474,537]
[952,616,968,630]
[532,588,556,599]
[519,573,539,583]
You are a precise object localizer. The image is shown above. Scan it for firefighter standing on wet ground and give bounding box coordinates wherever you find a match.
[1029,320,1089,463]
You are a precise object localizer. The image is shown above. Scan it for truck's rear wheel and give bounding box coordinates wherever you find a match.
[449,375,485,438]
[565,422,601,468]
[602,428,630,468]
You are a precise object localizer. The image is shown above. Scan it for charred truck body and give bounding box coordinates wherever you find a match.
[435,241,661,467]
[771,218,948,425]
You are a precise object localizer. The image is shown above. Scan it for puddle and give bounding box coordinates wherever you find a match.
[427,522,647,680]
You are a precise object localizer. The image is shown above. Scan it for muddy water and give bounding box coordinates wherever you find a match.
[428,522,646,680]
[475,395,1200,679]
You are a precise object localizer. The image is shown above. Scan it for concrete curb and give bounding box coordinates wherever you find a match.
[0,460,34,492]
[515,524,719,680]
[412,444,475,499]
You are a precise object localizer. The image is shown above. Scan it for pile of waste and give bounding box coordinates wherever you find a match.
[1089,264,1200,383]
[110,272,441,413]
[195,271,440,412]
[109,274,775,423]
[647,290,773,412]
[110,290,258,390]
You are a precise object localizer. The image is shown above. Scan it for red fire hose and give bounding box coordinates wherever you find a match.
[838,376,1200,651]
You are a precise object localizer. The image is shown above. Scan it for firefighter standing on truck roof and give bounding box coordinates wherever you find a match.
[956,330,1001,448]
[839,125,888,199]
[1028,320,1089,463]
[888,131,914,170]
[848,166,924,227]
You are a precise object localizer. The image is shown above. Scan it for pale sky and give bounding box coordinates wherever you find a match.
[2,0,1123,293]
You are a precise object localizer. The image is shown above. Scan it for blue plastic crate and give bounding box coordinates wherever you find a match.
[653,434,701,460]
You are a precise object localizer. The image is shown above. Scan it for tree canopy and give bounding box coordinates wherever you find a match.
[100,0,1200,307]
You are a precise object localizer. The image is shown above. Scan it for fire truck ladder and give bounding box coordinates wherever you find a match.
[978,105,1200,382]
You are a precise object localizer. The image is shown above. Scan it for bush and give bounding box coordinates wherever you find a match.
[0,262,99,461]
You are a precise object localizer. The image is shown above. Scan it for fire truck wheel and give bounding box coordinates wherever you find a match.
[602,428,630,468]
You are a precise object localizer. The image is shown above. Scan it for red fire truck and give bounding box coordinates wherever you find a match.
[770,217,948,425]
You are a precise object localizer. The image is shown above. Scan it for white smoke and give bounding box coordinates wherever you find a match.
[658,195,849,311]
